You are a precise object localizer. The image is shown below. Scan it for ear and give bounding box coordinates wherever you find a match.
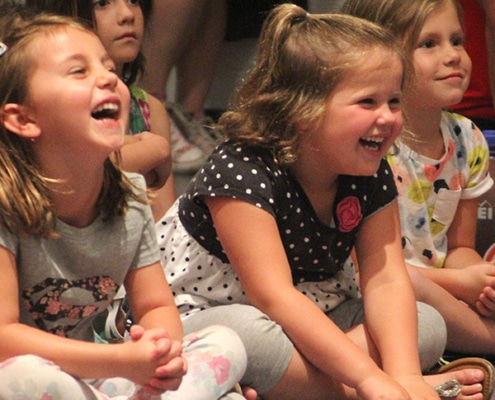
[1,103,41,139]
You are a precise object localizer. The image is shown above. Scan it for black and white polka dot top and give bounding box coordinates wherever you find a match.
[178,142,397,284]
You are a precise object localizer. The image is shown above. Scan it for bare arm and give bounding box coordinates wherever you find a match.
[147,94,177,221]
[124,262,183,341]
[118,93,176,221]
[356,201,420,375]
[411,198,495,312]
[119,132,170,186]
[206,196,399,395]
[0,246,184,388]
[356,201,439,399]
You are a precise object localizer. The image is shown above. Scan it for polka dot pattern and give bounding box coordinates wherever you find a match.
[158,142,397,316]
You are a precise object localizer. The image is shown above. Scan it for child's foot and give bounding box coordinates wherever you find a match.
[425,357,494,399]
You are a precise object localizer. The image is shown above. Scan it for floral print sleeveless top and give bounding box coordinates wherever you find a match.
[129,85,151,135]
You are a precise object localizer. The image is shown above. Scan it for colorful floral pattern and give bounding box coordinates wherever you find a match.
[0,326,246,400]
[22,276,118,336]
[129,85,151,135]
[387,112,492,268]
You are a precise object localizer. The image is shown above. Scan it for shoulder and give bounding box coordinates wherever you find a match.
[125,172,147,199]
[129,85,148,101]
[442,111,488,147]
[207,142,280,178]
[187,142,286,207]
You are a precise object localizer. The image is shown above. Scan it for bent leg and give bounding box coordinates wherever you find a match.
[409,264,495,354]
[0,355,109,400]
[164,324,247,400]
[182,305,293,394]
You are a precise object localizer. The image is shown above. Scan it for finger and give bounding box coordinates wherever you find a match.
[475,299,494,317]
[153,339,182,362]
[147,376,184,393]
[483,286,495,301]
[141,327,170,343]
[129,324,145,341]
[479,290,495,312]
[154,356,187,379]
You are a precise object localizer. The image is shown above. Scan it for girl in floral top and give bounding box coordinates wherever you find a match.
[343,0,495,360]
[157,4,487,399]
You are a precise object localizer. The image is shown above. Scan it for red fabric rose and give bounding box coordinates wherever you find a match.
[336,196,362,233]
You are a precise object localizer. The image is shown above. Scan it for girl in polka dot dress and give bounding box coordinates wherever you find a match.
[157,4,487,400]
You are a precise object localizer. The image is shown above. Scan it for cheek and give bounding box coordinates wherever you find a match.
[463,54,472,79]
[392,116,404,140]
[118,84,131,115]
[95,29,113,52]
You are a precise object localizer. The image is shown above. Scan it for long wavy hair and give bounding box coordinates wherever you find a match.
[218,4,410,167]
[0,11,141,238]
[24,0,153,85]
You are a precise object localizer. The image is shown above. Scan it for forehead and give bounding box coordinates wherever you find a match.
[422,0,461,26]
[29,26,104,58]
[350,48,403,78]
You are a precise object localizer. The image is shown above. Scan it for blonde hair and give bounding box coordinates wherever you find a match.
[0,10,141,238]
[218,3,409,166]
[342,0,464,55]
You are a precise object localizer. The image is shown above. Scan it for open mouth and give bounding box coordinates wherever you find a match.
[91,102,119,121]
[359,137,384,152]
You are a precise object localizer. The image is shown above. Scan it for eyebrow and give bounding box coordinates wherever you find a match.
[58,52,114,67]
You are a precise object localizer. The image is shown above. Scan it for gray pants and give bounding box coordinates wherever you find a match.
[183,300,446,395]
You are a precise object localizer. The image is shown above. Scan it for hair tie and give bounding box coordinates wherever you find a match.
[0,42,7,58]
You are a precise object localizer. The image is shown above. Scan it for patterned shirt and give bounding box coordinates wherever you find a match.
[1,174,160,342]
[179,142,397,284]
[387,111,493,268]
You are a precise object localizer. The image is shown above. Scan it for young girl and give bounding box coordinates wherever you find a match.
[343,0,495,360]
[25,0,188,343]
[0,10,247,399]
[157,4,489,399]
[26,0,182,222]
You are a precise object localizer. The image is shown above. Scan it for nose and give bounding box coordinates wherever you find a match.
[376,104,398,127]
[116,0,135,24]
[443,43,461,65]
[96,67,119,89]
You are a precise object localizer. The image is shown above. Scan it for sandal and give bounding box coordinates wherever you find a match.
[431,357,495,399]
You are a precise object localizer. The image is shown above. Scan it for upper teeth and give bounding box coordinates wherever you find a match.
[93,103,119,114]
[363,137,384,143]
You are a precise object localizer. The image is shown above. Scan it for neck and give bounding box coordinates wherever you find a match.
[46,161,106,228]
[290,162,338,226]
[401,101,444,158]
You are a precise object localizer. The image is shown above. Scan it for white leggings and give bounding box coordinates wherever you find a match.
[0,325,247,400]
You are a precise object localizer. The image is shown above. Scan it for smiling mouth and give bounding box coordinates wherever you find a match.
[439,73,463,81]
[91,103,119,121]
[359,137,384,151]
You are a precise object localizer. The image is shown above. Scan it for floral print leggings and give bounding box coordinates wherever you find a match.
[0,325,247,400]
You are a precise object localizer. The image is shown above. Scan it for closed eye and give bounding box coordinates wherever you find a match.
[70,67,87,76]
